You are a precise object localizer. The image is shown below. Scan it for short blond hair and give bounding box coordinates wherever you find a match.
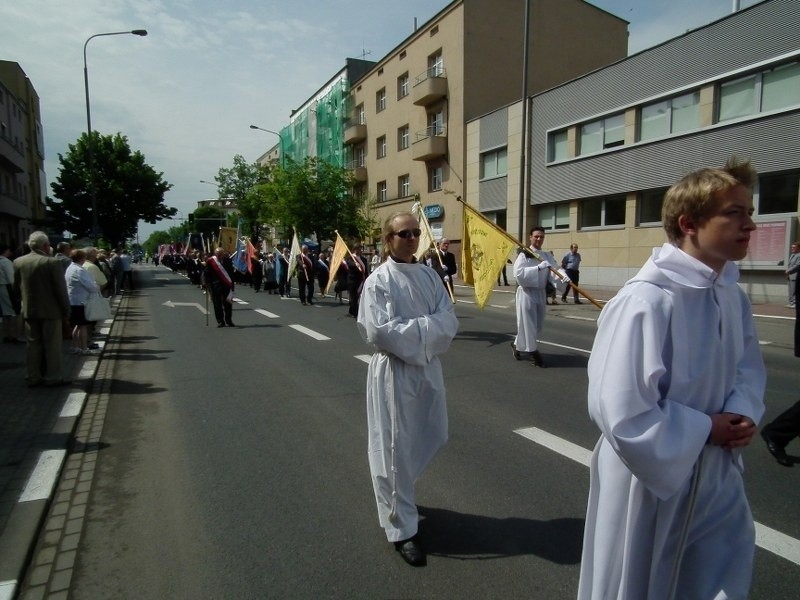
[662,157,757,242]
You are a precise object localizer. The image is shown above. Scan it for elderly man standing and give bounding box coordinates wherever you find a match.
[13,231,71,387]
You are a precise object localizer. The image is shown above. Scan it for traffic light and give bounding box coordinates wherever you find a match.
[188,213,195,224]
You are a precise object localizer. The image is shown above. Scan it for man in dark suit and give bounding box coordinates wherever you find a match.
[345,245,367,318]
[13,231,71,387]
[296,245,316,305]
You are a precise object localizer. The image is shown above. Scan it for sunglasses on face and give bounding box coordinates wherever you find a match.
[393,228,422,239]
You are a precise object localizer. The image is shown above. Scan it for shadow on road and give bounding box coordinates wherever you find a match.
[418,505,584,564]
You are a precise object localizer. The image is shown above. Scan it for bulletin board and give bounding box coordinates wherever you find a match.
[737,218,796,270]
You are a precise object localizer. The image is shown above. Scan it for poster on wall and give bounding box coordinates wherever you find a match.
[738,218,796,270]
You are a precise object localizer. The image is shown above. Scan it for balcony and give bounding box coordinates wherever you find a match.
[412,126,447,161]
[412,68,447,106]
[343,121,367,144]
[346,160,367,182]
[0,136,25,173]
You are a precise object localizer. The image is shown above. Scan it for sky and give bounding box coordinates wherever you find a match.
[1,0,761,243]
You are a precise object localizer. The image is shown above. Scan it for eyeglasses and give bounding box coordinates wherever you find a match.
[393,228,422,239]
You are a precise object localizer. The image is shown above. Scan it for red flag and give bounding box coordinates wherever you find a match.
[245,238,257,274]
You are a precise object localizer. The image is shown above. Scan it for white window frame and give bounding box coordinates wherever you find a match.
[376,88,386,113]
[480,147,508,180]
[429,166,443,192]
[398,73,409,99]
[377,135,387,159]
[398,174,410,198]
[377,181,387,203]
[539,203,570,231]
[398,125,410,150]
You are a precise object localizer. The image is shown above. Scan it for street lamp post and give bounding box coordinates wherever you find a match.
[249,124,286,167]
[84,29,148,243]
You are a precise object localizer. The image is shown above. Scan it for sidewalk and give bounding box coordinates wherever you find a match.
[0,295,123,600]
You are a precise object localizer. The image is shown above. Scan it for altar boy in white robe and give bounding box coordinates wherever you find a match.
[357,211,458,567]
[578,157,766,600]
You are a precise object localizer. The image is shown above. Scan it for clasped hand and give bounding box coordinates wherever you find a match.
[709,412,756,449]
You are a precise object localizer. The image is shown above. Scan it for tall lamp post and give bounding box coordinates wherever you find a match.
[84,29,148,243]
[249,124,286,167]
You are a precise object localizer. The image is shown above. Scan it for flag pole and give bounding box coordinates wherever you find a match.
[413,201,455,303]
[457,197,602,309]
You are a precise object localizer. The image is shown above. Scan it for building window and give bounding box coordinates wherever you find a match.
[549,130,568,162]
[427,109,444,136]
[376,88,386,113]
[638,189,667,226]
[719,61,800,122]
[377,135,387,159]
[356,103,365,125]
[429,165,443,192]
[429,51,444,78]
[539,203,570,231]
[757,171,800,215]
[480,147,507,179]
[579,113,625,155]
[377,181,387,203]
[719,75,757,121]
[640,91,700,141]
[579,194,626,228]
[398,125,410,150]
[354,144,366,167]
[398,175,410,198]
[397,72,409,99]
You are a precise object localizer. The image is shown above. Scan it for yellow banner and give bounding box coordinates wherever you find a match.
[411,201,436,261]
[325,233,351,296]
[219,227,237,254]
[461,203,517,309]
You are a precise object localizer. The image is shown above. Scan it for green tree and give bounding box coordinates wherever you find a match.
[46,132,175,248]
[191,204,228,239]
[215,155,271,242]
[263,157,371,244]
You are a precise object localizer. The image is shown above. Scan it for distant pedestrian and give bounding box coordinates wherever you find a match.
[316,252,330,296]
[263,254,278,294]
[0,243,23,343]
[65,249,100,356]
[205,247,235,327]
[119,248,134,290]
[346,245,367,317]
[785,241,799,308]
[511,227,569,367]
[13,231,71,387]
[560,243,582,304]
[297,245,315,305]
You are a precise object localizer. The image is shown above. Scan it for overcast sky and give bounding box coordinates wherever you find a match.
[1,0,760,242]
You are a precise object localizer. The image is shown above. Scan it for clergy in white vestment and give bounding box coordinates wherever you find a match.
[357,211,458,568]
[512,225,568,367]
[578,158,766,600]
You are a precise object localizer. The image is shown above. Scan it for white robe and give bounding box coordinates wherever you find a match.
[513,248,560,352]
[357,259,458,542]
[578,244,766,600]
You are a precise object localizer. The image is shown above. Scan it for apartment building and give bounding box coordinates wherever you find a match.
[467,0,800,302]
[0,61,46,248]
[344,0,628,254]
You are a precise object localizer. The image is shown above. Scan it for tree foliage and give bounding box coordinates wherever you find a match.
[260,157,372,244]
[215,155,271,242]
[46,132,175,248]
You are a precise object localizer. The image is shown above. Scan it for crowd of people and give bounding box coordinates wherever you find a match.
[3,233,138,386]
[3,158,798,596]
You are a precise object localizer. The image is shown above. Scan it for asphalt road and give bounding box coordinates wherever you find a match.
[40,265,800,598]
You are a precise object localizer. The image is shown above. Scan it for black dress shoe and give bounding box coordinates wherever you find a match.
[394,538,427,567]
[511,342,521,361]
[530,351,547,368]
[217,323,225,328]
[226,322,235,327]
[761,431,793,467]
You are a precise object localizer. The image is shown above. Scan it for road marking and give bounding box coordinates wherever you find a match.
[255,308,279,319]
[162,300,208,314]
[754,314,795,321]
[18,450,66,503]
[564,315,597,322]
[537,339,592,355]
[232,297,248,304]
[515,427,592,467]
[516,426,800,566]
[355,354,372,364]
[289,324,330,341]
[60,392,87,418]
